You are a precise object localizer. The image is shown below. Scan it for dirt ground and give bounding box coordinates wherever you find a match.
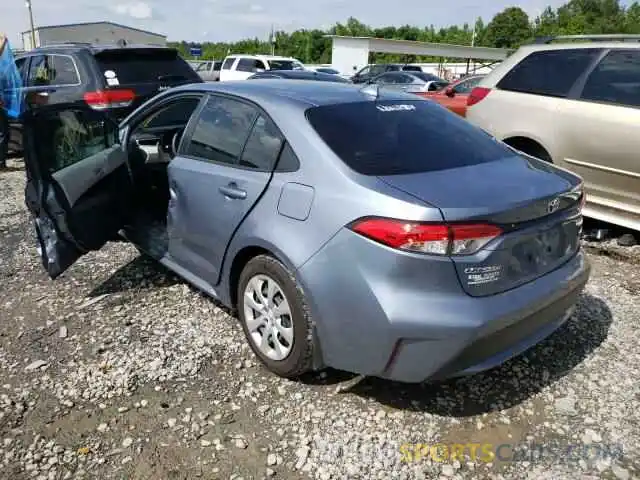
[1,160,639,480]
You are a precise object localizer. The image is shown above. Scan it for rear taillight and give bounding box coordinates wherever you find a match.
[350,218,502,255]
[467,87,491,107]
[83,89,135,110]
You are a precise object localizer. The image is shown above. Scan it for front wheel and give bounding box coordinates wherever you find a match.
[237,255,315,378]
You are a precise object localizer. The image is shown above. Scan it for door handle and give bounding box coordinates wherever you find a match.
[219,183,247,200]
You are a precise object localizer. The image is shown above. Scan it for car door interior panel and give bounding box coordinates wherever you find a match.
[51,145,125,208]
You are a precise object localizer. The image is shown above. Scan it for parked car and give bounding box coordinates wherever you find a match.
[8,43,201,156]
[309,67,341,75]
[466,34,640,232]
[351,63,423,84]
[248,70,351,83]
[368,71,449,97]
[307,66,351,79]
[219,55,305,81]
[424,74,485,116]
[23,80,589,382]
[192,60,222,82]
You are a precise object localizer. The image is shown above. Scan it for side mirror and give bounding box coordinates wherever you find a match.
[445,87,455,97]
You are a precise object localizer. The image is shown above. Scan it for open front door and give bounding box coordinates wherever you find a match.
[23,105,131,279]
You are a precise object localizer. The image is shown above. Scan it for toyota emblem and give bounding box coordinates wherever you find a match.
[547,197,561,214]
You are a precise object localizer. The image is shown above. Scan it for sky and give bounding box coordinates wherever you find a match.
[0,0,606,47]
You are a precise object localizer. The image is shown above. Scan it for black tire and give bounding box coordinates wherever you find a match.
[237,255,315,378]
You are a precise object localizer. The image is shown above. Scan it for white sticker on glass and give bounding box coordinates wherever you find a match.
[376,104,416,112]
[104,70,117,79]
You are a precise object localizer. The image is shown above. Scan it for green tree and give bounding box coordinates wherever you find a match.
[168,1,640,65]
[483,7,532,48]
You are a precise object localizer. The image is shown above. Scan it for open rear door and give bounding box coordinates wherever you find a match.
[22,105,131,279]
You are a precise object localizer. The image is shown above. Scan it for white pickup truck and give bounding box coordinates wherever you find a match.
[219,54,305,81]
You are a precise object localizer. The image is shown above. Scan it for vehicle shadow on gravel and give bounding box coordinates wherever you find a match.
[313,294,612,417]
[87,254,182,297]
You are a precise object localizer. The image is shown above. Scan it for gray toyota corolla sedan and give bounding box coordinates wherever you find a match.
[22,80,590,383]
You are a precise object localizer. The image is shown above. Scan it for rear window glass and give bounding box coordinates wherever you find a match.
[306,100,513,176]
[93,49,199,84]
[497,49,600,98]
[401,65,423,72]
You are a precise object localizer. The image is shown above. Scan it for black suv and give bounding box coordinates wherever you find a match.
[350,63,423,84]
[9,42,201,155]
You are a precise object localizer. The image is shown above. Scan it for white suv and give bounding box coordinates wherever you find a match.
[219,54,305,81]
[466,34,640,232]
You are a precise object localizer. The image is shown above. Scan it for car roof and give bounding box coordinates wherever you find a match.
[25,43,174,55]
[225,54,298,61]
[255,70,347,81]
[516,41,640,54]
[172,79,415,108]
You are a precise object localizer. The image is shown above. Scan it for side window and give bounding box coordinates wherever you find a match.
[27,55,52,87]
[371,65,385,75]
[237,58,257,72]
[140,97,202,131]
[49,55,80,86]
[240,115,284,170]
[497,49,600,98]
[15,57,29,82]
[222,57,235,70]
[185,96,257,165]
[255,60,267,70]
[375,74,396,84]
[33,109,118,173]
[395,74,413,84]
[275,142,300,172]
[357,66,370,76]
[581,50,640,108]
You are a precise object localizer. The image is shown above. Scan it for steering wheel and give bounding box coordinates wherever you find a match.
[170,130,183,158]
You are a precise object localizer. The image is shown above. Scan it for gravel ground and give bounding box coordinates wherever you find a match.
[1,161,639,480]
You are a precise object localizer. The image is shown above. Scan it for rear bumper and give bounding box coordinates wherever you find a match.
[297,229,591,383]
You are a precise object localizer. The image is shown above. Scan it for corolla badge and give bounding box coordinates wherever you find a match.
[547,197,561,214]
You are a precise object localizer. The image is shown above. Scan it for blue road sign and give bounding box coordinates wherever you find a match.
[190,46,202,56]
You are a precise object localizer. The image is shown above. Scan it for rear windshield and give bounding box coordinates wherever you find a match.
[94,48,200,84]
[401,65,423,72]
[306,100,513,176]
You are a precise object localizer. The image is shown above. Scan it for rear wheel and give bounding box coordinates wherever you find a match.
[505,138,552,163]
[237,255,314,378]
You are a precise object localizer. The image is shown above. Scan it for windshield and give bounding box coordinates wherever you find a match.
[401,65,423,72]
[306,100,513,176]
[268,59,304,70]
[317,68,339,74]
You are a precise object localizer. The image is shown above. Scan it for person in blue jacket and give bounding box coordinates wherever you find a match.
[0,33,24,169]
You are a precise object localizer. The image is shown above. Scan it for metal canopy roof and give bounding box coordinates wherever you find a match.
[325,35,510,61]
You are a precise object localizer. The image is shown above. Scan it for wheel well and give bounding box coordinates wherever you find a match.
[228,246,270,307]
[503,136,552,163]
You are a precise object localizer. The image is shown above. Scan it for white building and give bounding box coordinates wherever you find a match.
[21,21,166,51]
[325,35,510,78]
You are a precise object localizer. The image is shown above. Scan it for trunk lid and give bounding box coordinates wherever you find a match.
[379,156,583,296]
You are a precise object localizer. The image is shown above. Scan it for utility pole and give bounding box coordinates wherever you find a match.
[269,25,275,55]
[25,0,36,49]
[466,23,477,75]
